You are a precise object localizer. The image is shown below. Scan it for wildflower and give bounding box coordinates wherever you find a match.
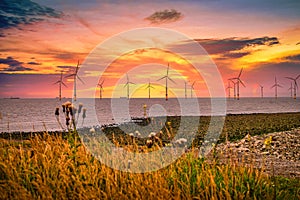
[129,133,134,137]
[78,103,83,114]
[82,108,87,119]
[175,138,187,145]
[62,101,71,112]
[64,101,72,107]
[89,127,95,133]
[135,130,141,137]
[66,108,70,117]
[69,105,75,116]
[148,132,156,138]
[146,139,153,148]
[245,134,251,142]
[264,136,272,147]
[165,143,172,147]
[66,116,70,126]
[55,107,59,116]
[167,121,171,126]
[62,104,66,113]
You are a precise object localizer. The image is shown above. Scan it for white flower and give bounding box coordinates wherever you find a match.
[129,133,134,137]
[135,130,141,137]
[175,138,187,145]
[146,139,153,144]
[89,128,95,133]
[148,132,156,137]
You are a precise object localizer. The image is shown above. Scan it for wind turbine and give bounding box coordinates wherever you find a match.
[285,75,300,99]
[288,82,293,98]
[226,80,233,99]
[270,76,282,99]
[258,84,264,98]
[145,79,155,99]
[54,71,67,101]
[229,79,237,99]
[65,60,84,101]
[190,81,196,98]
[157,63,175,101]
[229,68,245,100]
[97,79,104,99]
[124,73,135,99]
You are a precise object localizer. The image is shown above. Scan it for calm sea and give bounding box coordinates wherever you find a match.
[0,97,299,133]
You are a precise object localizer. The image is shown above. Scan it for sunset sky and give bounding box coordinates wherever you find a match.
[0,0,299,98]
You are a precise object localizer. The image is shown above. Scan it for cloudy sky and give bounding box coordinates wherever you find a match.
[0,0,299,98]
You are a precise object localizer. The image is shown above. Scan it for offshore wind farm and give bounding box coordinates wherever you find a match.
[52,62,300,101]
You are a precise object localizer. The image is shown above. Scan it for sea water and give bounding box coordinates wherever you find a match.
[0,97,299,133]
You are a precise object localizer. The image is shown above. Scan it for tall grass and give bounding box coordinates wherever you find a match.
[0,132,299,199]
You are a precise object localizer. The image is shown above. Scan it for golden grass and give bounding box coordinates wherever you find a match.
[0,132,299,199]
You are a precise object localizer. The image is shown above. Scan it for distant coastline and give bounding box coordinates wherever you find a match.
[4,97,20,99]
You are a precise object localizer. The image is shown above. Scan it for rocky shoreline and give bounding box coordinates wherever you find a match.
[209,128,300,178]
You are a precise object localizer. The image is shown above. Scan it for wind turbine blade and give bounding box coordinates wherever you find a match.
[62,82,67,87]
[167,63,169,76]
[239,79,246,87]
[65,74,75,78]
[124,83,128,88]
[75,60,80,74]
[296,74,300,80]
[270,84,276,89]
[53,81,60,85]
[238,68,243,78]
[128,82,135,84]
[285,77,294,81]
[157,76,167,81]
[168,77,176,84]
[277,84,283,88]
[77,76,85,84]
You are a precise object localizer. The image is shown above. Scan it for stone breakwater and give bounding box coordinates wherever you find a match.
[210,128,300,178]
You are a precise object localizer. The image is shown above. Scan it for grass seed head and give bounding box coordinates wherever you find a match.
[55,107,59,116]
[78,103,83,114]
[82,108,87,119]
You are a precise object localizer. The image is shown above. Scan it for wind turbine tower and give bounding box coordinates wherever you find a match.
[230,80,237,99]
[226,80,233,99]
[97,79,104,99]
[259,84,264,98]
[285,75,300,99]
[146,79,155,99]
[124,74,135,99]
[288,82,293,98]
[271,76,282,99]
[65,60,84,101]
[190,81,196,98]
[54,71,67,101]
[157,63,175,101]
[229,68,245,100]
